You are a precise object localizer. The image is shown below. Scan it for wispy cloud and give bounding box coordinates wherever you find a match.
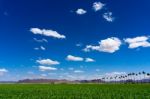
[33,38,48,43]
[105,72,127,76]
[74,70,84,73]
[76,43,82,47]
[103,12,115,22]
[39,66,57,71]
[30,28,66,39]
[40,46,46,50]
[34,46,46,51]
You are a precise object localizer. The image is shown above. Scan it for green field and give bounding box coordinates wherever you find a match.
[0,84,150,99]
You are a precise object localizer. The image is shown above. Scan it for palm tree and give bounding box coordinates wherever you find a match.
[120,76,123,83]
[142,71,146,83]
[126,73,130,83]
[102,77,105,83]
[127,74,129,81]
[138,72,142,83]
[131,73,135,83]
[124,75,128,83]
[135,74,138,83]
[122,76,125,83]
[114,76,117,83]
[106,77,109,83]
[128,73,132,80]
[118,76,121,83]
[147,73,150,83]
[110,77,113,83]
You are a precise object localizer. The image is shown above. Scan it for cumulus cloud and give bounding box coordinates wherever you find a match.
[85,58,95,62]
[36,59,60,65]
[76,8,87,15]
[30,28,66,39]
[103,12,115,22]
[93,2,105,11]
[66,55,84,61]
[0,68,8,76]
[83,37,122,53]
[39,66,57,71]
[33,38,48,43]
[124,36,150,49]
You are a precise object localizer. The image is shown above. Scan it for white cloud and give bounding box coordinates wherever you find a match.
[124,36,150,49]
[103,12,114,22]
[30,28,66,39]
[30,28,42,34]
[34,46,46,51]
[93,2,105,11]
[76,43,82,47]
[85,58,95,62]
[74,70,84,73]
[66,55,84,61]
[36,59,60,65]
[33,38,48,43]
[0,68,8,76]
[83,37,121,53]
[39,66,57,71]
[76,8,87,15]
[40,46,46,50]
[105,72,126,76]
[64,73,103,80]
[34,47,39,50]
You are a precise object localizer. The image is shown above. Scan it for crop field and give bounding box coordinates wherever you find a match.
[0,84,150,99]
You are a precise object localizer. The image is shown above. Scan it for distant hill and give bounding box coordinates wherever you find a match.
[18,79,103,84]
[0,78,149,84]
[18,79,77,84]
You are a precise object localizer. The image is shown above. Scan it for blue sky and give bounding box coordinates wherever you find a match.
[0,0,150,81]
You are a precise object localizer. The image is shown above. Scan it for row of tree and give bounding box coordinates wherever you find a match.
[101,71,150,83]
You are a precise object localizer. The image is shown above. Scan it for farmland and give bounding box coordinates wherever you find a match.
[0,84,150,99]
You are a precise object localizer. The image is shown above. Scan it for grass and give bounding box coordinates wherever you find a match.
[0,84,149,99]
